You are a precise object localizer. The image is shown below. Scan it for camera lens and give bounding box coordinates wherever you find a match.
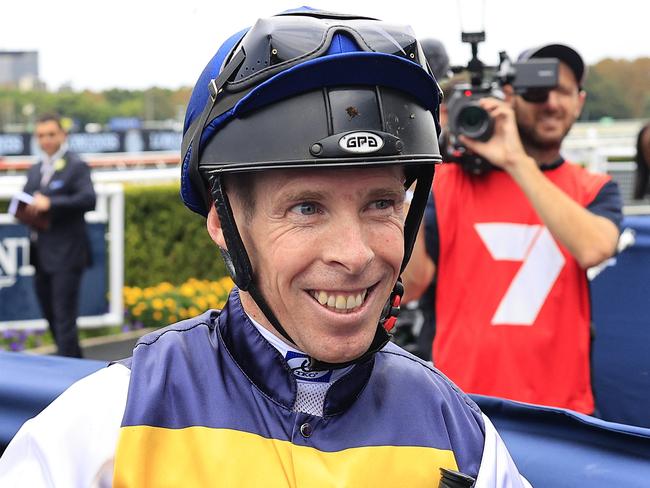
[457,104,493,141]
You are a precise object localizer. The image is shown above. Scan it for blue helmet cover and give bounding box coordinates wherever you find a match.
[181,8,441,216]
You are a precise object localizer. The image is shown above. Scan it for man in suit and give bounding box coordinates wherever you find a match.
[21,113,96,357]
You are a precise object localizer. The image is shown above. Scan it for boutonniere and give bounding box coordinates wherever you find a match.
[54,158,66,172]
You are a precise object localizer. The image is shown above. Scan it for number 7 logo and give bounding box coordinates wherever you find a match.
[475,223,566,326]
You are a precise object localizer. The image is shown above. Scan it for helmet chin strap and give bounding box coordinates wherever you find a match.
[210,168,428,372]
[220,242,402,372]
[306,280,403,371]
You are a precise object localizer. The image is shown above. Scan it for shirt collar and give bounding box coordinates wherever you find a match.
[41,142,68,168]
[249,315,353,385]
[218,288,373,415]
[539,156,565,171]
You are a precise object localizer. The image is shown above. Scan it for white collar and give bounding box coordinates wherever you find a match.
[247,314,353,383]
[41,142,68,167]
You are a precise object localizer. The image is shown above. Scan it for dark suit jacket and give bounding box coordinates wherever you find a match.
[23,151,96,273]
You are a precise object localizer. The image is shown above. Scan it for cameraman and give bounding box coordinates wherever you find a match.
[404,44,622,414]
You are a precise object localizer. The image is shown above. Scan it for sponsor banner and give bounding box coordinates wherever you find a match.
[0,222,107,322]
[143,130,182,151]
[68,132,124,153]
[0,134,30,156]
[0,130,183,156]
[108,117,142,132]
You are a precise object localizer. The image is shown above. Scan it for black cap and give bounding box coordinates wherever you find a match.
[420,38,450,81]
[518,43,585,88]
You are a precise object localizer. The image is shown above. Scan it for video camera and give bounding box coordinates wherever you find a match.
[443,31,559,175]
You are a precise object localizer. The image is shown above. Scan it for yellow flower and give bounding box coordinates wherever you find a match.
[54,158,66,172]
[157,282,174,292]
[180,285,195,297]
[123,278,234,324]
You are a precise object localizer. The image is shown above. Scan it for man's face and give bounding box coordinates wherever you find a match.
[35,120,66,157]
[209,166,406,363]
[514,61,586,151]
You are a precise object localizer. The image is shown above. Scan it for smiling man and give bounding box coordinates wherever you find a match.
[218,167,407,365]
[0,8,530,487]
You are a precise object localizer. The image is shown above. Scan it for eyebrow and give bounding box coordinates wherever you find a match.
[281,185,405,204]
[366,187,406,201]
[278,190,327,204]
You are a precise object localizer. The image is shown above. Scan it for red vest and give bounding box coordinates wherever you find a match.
[432,162,610,414]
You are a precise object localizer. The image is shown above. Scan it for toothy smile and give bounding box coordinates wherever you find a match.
[310,289,369,311]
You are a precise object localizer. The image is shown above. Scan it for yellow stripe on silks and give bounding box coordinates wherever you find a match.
[113,425,458,487]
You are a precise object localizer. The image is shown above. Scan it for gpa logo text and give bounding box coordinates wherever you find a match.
[339,132,384,154]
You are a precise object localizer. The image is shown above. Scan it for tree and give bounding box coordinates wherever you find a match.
[582,68,631,120]
[583,57,650,120]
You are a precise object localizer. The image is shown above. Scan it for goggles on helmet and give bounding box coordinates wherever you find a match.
[182,11,442,217]
[224,12,428,92]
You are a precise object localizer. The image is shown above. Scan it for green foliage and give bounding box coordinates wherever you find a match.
[0,86,192,128]
[583,57,650,121]
[0,183,228,288]
[1,58,648,125]
[582,69,631,120]
[124,183,228,287]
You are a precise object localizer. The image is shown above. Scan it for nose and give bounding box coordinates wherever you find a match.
[543,89,561,110]
[322,215,374,275]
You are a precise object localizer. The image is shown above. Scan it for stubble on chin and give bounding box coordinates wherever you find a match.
[517,121,566,154]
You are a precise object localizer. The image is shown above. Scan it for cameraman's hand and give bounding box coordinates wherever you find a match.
[458,98,536,175]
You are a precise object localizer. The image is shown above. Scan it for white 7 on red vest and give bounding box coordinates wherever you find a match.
[475,223,565,326]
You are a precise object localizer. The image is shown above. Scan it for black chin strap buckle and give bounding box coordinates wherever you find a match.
[381,280,404,333]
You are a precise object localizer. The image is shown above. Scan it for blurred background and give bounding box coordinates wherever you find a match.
[0,0,647,352]
[1,1,649,479]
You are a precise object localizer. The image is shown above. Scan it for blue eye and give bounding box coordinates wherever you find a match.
[371,199,394,210]
[292,202,318,215]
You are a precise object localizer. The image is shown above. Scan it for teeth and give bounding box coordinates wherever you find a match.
[311,289,369,311]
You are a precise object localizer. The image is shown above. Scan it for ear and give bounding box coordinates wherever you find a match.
[439,103,449,128]
[206,205,227,249]
[576,89,587,118]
